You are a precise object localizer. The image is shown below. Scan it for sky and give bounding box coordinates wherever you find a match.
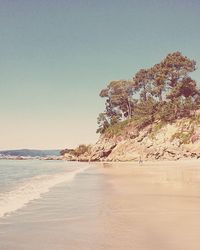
[0,0,199,150]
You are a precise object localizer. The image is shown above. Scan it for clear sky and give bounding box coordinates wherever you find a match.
[0,0,199,150]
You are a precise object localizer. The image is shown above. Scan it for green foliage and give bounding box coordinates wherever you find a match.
[171,132,191,144]
[194,114,200,124]
[171,126,194,144]
[155,101,178,122]
[96,113,110,134]
[104,119,131,137]
[97,52,200,135]
[149,121,167,139]
[134,97,157,127]
[133,114,153,130]
[61,145,91,159]
[71,144,91,157]
[60,148,75,156]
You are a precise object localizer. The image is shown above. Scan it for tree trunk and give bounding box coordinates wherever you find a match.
[143,85,147,101]
[127,100,132,119]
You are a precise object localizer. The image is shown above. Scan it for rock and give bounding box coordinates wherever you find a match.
[129,131,139,139]
[137,127,151,142]
[90,139,116,161]
[64,116,200,162]
[191,134,200,144]
[63,153,77,161]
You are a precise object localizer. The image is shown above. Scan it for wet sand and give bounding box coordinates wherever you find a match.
[1,160,200,250]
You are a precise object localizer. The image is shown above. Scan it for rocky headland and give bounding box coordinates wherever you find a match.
[62,52,200,162]
[63,115,200,162]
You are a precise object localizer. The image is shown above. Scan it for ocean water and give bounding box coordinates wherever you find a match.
[0,160,89,218]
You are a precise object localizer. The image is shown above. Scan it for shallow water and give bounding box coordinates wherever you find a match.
[0,163,105,250]
[0,160,89,218]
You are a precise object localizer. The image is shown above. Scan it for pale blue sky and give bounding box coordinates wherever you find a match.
[0,0,199,149]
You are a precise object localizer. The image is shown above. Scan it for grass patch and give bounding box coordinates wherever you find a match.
[171,125,194,144]
[149,120,166,139]
[104,119,132,137]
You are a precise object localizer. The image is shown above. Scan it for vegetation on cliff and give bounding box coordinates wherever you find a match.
[97,52,200,135]
[62,52,200,162]
[60,144,91,159]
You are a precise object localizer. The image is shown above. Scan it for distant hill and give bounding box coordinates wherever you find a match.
[0,149,61,157]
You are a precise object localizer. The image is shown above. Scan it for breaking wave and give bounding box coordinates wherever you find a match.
[0,166,88,218]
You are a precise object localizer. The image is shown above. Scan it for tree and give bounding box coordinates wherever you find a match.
[134,69,151,102]
[149,63,166,102]
[160,52,198,118]
[97,51,200,134]
[134,97,157,128]
[107,80,137,119]
[96,112,110,134]
[98,80,136,133]
[73,144,91,157]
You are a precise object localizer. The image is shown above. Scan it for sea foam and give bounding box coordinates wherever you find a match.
[0,166,88,218]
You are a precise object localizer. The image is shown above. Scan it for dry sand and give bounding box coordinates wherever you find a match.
[93,159,200,249]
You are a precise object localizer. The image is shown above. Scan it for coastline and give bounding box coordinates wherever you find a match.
[1,160,200,249]
[92,158,200,166]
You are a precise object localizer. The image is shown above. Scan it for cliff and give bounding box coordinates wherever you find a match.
[78,115,200,162]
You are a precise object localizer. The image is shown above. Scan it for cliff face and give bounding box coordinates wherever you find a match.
[89,117,200,161]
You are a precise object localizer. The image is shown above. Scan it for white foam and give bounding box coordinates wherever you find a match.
[0,166,89,218]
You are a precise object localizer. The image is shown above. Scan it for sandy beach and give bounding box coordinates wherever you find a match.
[1,160,200,250]
[96,160,200,249]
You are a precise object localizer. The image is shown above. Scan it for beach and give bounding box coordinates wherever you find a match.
[0,160,200,249]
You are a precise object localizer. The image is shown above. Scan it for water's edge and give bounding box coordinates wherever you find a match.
[0,164,89,218]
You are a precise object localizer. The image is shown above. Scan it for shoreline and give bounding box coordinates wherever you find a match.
[91,158,200,166]
[1,157,200,165]
[1,161,200,249]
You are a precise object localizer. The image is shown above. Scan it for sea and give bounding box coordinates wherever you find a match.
[0,159,89,218]
[0,159,108,250]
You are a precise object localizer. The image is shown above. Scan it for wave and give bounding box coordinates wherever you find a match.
[0,166,89,218]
